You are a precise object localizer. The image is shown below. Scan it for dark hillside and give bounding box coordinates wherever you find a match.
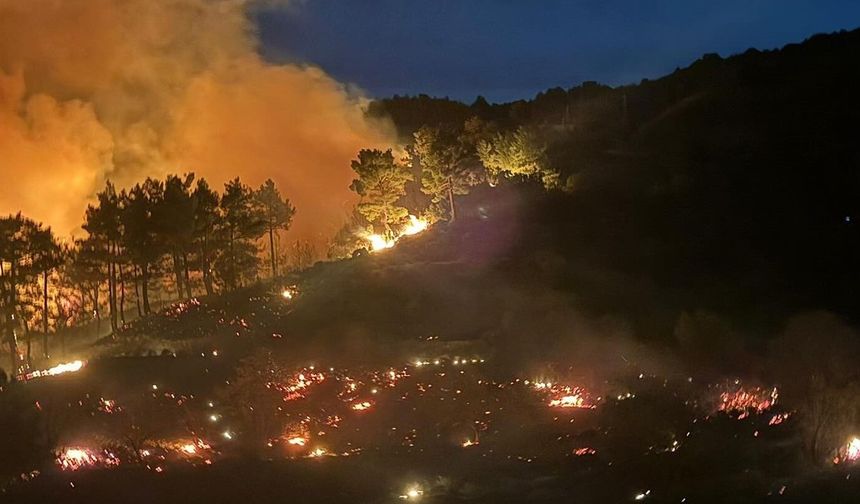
[367,28,860,334]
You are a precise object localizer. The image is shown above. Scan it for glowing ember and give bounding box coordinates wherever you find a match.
[57,448,97,471]
[22,360,85,380]
[717,385,778,416]
[399,486,424,500]
[848,438,860,460]
[351,400,373,411]
[535,382,597,409]
[97,398,120,414]
[270,368,327,401]
[461,439,479,448]
[768,412,791,426]
[287,436,308,446]
[161,438,212,459]
[573,447,597,456]
[835,437,860,464]
[550,394,588,408]
[307,447,327,458]
[55,447,117,471]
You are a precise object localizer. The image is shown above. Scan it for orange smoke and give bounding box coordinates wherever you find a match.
[0,0,395,240]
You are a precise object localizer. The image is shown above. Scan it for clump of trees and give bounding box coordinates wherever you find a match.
[0,215,61,372]
[477,126,560,189]
[0,174,296,373]
[331,116,564,257]
[412,121,486,221]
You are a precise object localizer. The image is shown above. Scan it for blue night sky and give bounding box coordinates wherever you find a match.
[256,0,860,103]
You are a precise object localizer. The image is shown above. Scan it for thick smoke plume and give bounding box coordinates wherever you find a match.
[0,0,395,240]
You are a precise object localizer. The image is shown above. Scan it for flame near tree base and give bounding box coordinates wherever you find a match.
[365,216,429,252]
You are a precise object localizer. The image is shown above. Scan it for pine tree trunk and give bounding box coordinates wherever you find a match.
[172,251,184,300]
[201,236,214,296]
[7,263,18,376]
[24,316,31,368]
[203,264,214,296]
[447,179,456,222]
[182,253,192,298]
[118,264,126,326]
[268,225,277,278]
[43,269,49,359]
[93,284,101,335]
[133,270,142,318]
[141,264,152,314]
[382,208,392,240]
[228,227,236,290]
[108,242,118,334]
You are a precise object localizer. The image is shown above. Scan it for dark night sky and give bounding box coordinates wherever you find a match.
[257,0,860,103]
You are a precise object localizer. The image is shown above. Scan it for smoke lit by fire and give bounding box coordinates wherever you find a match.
[0,0,395,240]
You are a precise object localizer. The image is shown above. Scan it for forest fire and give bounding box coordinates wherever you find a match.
[307,448,328,458]
[170,439,212,458]
[56,448,99,471]
[366,215,430,252]
[56,447,119,471]
[270,369,327,401]
[351,400,373,411]
[834,437,860,465]
[21,360,85,381]
[717,385,778,418]
[549,394,590,408]
[402,215,429,236]
[534,382,597,409]
[280,286,298,300]
[4,0,860,502]
[399,485,424,500]
[368,234,396,252]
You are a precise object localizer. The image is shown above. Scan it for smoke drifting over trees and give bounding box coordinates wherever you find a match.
[0,0,395,240]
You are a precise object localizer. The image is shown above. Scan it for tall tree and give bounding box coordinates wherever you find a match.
[120,179,165,315]
[54,246,85,357]
[254,179,295,278]
[158,174,196,299]
[83,182,122,334]
[216,178,265,290]
[412,125,483,222]
[0,214,44,375]
[29,226,61,360]
[68,237,107,334]
[191,179,222,296]
[349,149,413,238]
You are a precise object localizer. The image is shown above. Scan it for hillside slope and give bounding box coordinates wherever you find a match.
[367,28,860,334]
